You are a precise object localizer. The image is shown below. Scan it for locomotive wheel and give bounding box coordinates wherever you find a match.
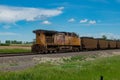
[32,44,47,54]
[54,50,57,53]
[48,50,53,53]
[32,44,40,53]
[44,50,48,54]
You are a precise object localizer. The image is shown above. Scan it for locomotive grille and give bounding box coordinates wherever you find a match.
[46,36,54,44]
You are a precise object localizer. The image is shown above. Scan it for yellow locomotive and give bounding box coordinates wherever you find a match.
[32,29,81,53]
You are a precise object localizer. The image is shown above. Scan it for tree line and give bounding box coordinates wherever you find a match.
[0,40,33,44]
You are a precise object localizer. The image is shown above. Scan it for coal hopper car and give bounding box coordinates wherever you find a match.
[81,37,98,50]
[117,41,120,48]
[97,38,108,49]
[108,40,117,49]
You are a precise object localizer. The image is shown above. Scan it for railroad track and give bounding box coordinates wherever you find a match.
[0,49,120,57]
[0,52,35,57]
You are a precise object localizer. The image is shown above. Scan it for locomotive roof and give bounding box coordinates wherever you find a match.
[60,32,78,36]
[33,29,58,34]
[80,37,94,39]
[33,29,78,36]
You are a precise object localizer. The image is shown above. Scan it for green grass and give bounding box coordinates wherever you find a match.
[10,44,32,47]
[0,55,120,80]
[0,49,31,53]
[0,43,10,46]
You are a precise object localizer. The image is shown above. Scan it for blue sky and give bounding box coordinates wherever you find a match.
[0,0,120,42]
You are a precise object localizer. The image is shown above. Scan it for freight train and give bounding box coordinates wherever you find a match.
[32,29,120,53]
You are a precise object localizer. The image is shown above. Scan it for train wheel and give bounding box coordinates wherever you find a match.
[37,50,43,54]
[54,50,57,53]
[44,50,48,54]
[40,50,44,54]
[48,50,53,53]
[76,49,79,52]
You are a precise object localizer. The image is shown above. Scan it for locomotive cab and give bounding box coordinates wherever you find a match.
[32,30,57,53]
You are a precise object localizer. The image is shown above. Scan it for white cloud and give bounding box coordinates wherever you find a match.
[79,19,97,24]
[89,20,96,24]
[0,5,63,23]
[0,32,19,36]
[57,7,64,10]
[68,18,75,22]
[100,33,120,40]
[80,19,88,23]
[80,33,120,40]
[42,20,51,25]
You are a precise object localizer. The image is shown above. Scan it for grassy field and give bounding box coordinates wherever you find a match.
[0,45,31,53]
[0,49,31,53]
[10,44,32,47]
[0,54,120,80]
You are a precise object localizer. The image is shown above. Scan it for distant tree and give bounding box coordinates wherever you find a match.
[102,35,107,40]
[117,39,120,41]
[11,40,16,44]
[11,40,23,44]
[5,40,23,44]
[5,40,11,44]
[33,39,36,44]
[25,41,29,44]
[19,41,22,44]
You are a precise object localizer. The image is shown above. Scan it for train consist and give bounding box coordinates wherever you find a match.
[32,29,120,53]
